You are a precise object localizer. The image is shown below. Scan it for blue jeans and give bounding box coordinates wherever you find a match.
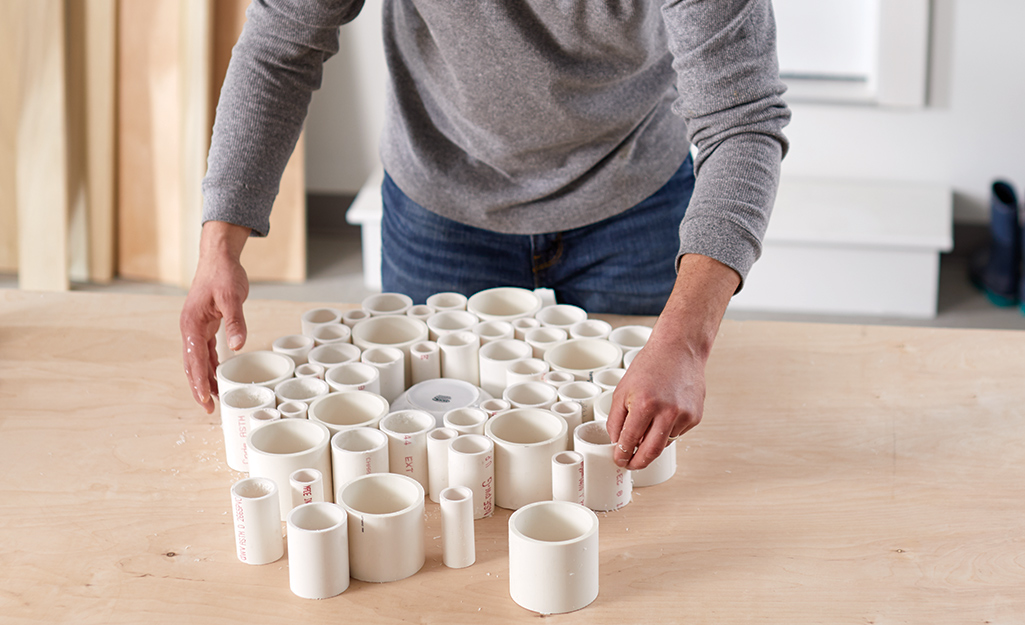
[381,155,694,315]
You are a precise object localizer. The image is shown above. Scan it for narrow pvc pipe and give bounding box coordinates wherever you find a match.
[406,304,436,322]
[569,319,612,340]
[437,330,480,386]
[479,398,511,418]
[310,323,351,347]
[247,419,334,518]
[307,390,390,436]
[472,320,515,345]
[230,477,283,565]
[362,292,413,317]
[324,362,381,395]
[290,468,326,508]
[330,427,390,501]
[277,400,309,420]
[447,434,495,519]
[440,486,475,569]
[308,343,362,371]
[534,303,587,330]
[511,316,540,341]
[623,347,641,369]
[505,357,549,386]
[272,334,314,365]
[379,409,436,490]
[485,408,568,510]
[478,338,533,397]
[410,341,441,385]
[294,363,325,380]
[426,309,479,341]
[503,380,558,410]
[247,407,281,433]
[286,502,349,599]
[341,308,370,328]
[301,307,343,337]
[427,427,459,503]
[542,370,575,390]
[591,367,626,391]
[274,376,330,407]
[573,422,631,512]
[524,326,568,359]
[551,401,583,449]
[558,381,602,423]
[608,324,652,353]
[220,385,276,472]
[360,346,405,403]
[426,291,467,312]
[508,501,599,615]
[551,451,585,505]
[443,407,488,436]
[338,473,426,583]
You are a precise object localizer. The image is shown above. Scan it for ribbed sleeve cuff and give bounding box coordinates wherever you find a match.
[677,213,761,293]
[201,182,277,237]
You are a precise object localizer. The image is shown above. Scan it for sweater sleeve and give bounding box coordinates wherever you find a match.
[660,0,790,289]
[202,0,364,236]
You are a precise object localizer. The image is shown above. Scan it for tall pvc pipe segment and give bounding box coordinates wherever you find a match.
[230,477,283,565]
[286,502,349,599]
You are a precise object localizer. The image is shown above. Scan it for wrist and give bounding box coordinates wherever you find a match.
[653,254,739,361]
[199,220,251,263]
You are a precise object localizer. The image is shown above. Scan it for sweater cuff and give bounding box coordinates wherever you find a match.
[677,214,761,293]
[201,182,276,237]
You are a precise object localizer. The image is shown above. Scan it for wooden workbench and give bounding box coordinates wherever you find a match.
[1,290,1023,623]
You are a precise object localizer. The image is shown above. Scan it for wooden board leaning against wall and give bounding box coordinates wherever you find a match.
[118,0,306,287]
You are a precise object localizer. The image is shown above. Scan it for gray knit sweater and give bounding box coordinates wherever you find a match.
[203,0,790,285]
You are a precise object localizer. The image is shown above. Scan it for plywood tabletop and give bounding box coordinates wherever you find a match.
[1,290,1023,624]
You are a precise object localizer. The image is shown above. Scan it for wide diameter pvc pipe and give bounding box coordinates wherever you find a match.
[485,408,568,510]
[246,418,334,518]
[230,477,283,565]
[286,502,349,599]
[440,485,475,569]
[338,473,426,583]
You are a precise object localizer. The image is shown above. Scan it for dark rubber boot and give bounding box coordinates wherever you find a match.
[969,181,1020,307]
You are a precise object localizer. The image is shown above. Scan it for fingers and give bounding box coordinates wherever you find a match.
[217,291,248,353]
[181,316,216,414]
[611,394,655,469]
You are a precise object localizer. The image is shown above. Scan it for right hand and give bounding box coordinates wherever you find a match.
[179,221,252,413]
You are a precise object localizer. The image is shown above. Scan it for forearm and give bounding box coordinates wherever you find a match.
[652,253,740,361]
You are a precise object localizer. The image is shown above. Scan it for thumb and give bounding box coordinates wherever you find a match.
[218,291,248,352]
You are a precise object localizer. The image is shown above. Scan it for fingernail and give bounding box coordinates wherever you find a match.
[228,334,243,350]
[615,458,628,468]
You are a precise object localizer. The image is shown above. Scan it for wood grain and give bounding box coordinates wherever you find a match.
[1,291,1023,623]
[0,0,25,273]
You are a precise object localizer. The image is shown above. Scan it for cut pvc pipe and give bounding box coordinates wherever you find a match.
[248,407,281,433]
[410,341,441,386]
[277,400,309,420]
[524,326,568,360]
[230,477,283,565]
[503,380,558,410]
[362,292,413,317]
[308,390,390,436]
[437,330,481,386]
[534,303,587,330]
[361,346,405,403]
[485,408,568,510]
[274,376,330,407]
[324,361,381,395]
[247,418,334,518]
[272,334,314,365]
[591,368,626,391]
[426,310,479,341]
[573,422,631,512]
[308,343,362,371]
[632,440,678,488]
[341,308,370,328]
[310,323,351,347]
[569,319,612,340]
[551,451,585,505]
[426,291,467,312]
[623,347,641,369]
[350,315,430,389]
[443,407,488,436]
[608,324,652,353]
[301,307,343,337]
[290,468,326,508]
[427,427,459,503]
[558,381,602,423]
[286,502,349,599]
[505,357,549,386]
[479,398,511,418]
[542,370,575,390]
[216,350,295,396]
[338,473,426,583]
[379,409,436,490]
[294,363,325,380]
[472,320,515,345]
[479,338,532,397]
[330,427,390,501]
[447,434,495,519]
[440,486,475,569]
[220,385,276,472]
[508,501,599,615]
[467,286,543,322]
[511,316,540,341]
[544,338,623,382]
[592,390,614,423]
[551,400,583,448]
[406,304,436,322]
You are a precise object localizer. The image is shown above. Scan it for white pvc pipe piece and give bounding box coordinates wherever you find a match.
[443,407,488,436]
[472,320,515,345]
[591,367,626,391]
[558,381,603,423]
[410,341,441,385]
[379,409,436,490]
[406,304,435,322]
[308,390,390,436]
[341,308,370,328]
[294,363,325,380]
[437,331,481,386]
[247,418,334,518]
[426,291,467,312]
[272,333,314,365]
[508,501,599,615]
[569,319,612,340]
[503,381,558,410]
[301,307,343,337]
[286,502,349,599]
[551,400,583,448]
[361,346,405,403]
[573,422,631,512]
[479,398,511,418]
[551,451,585,505]
[363,292,414,317]
[220,385,277,472]
[324,361,381,395]
[485,408,568,510]
[608,324,652,353]
[623,347,641,369]
[542,370,575,390]
[592,389,615,423]
[216,350,296,396]
[307,342,362,371]
[544,338,623,382]
[426,427,459,503]
[426,309,479,341]
[230,477,283,565]
[467,286,543,322]
[632,441,679,488]
[350,315,429,390]
[290,468,326,508]
[511,316,540,340]
[447,434,496,519]
[440,485,475,569]
[330,427,390,500]
[524,326,568,359]
[274,376,330,407]
[505,357,549,385]
[478,338,533,397]
[277,400,308,420]
[534,303,587,330]
[338,473,426,583]
[248,407,281,433]
[310,323,351,347]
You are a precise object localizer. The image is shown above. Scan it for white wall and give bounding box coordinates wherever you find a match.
[305,0,1025,223]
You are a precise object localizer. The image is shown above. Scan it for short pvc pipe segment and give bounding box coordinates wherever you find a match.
[427,427,459,503]
[290,468,326,508]
[443,407,488,436]
[230,477,283,565]
[307,390,390,436]
[379,409,436,490]
[551,451,585,505]
[437,331,481,386]
[220,385,276,472]
[573,422,631,512]
[338,473,426,583]
[485,408,567,510]
[247,418,334,518]
[330,427,390,501]
[286,502,349,599]
[447,434,495,519]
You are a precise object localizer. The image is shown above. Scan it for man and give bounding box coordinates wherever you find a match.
[180,0,790,470]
